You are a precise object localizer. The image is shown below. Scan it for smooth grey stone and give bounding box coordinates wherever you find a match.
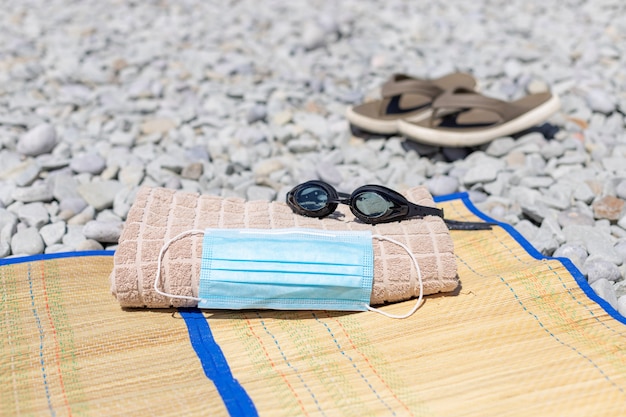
[519,176,554,189]
[109,131,135,147]
[542,195,571,211]
[246,104,267,124]
[70,153,106,175]
[616,280,626,298]
[119,164,145,187]
[17,202,49,228]
[181,162,204,180]
[96,210,122,223]
[426,175,459,196]
[557,208,595,227]
[0,241,10,257]
[590,279,619,310]
[0,182,16,207]
[113,186,137,219]
[51,173,80,201]
[615,240,626,263]
[11,227,44,255]
[602,157,626,173]
[553,243,588,271]
[254,159,285,178]
[530,223,560,255]
[15,161,42,187]
[572,182,595,204]
[76,239,104,252]
[11,184,53,203]
[618,296,626,317]
[585,89,615,114]
[83,220,123,243]
[287,137,319,153]
[0,210,18,257]
[0,151,23,176]
[37,154,70,171]
[462,163,501,186]
[77,180,125,211]
[316,160,343,185]
[246,185,277,202]
[17,124,57,156]
[62,225,87,247]
[514,219,539,243]
[540,141,565,159]
[229,147,251,169]
[616,179,626,200]
[184,146,210,163]
[521,202,551,223]
[610,225,626,239]
[67,205,96,225]
[59,197,88,217]
[39,221,67,246]
[562,225,622,265]
[507,186,541,205]
[45,244,75,254]
[557,151,588,166]
[293,113,329,140]
[584,257,622,284]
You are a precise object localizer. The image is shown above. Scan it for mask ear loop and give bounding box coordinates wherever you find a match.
[367,234,424,319]
[154,229,206,303]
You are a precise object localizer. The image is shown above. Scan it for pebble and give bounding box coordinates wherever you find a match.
[77,180,125,211]
[140,118,176,135]
[39,221,67,246]
[0,0,625,316]
[584,258,622,284]
[592,196,625,221]
[11,184,54,203]
[426,175,459,196]
[11,227,44,255]
[17,202,49,229]
[82,220,124,243]
[17,124,57,157]
[591,279,619,310]
[70,154,107,175]
[76,239,104,251]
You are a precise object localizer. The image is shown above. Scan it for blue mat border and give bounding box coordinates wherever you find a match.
[0,250,114,266]
[435,192,626,325]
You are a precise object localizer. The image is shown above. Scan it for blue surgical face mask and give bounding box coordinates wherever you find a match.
[155,228,423,319]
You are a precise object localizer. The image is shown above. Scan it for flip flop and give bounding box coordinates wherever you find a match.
[397,88,561,147]
[346,72,477,135]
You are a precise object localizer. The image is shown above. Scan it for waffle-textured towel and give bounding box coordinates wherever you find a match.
[110,186,458,308]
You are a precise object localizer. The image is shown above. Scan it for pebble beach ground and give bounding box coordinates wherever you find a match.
[1,0,626,315]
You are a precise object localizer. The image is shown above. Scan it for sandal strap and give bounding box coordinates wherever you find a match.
[431,89,520,121]
[381,78,442,99]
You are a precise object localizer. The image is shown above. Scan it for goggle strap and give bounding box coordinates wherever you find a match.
[408,203,444,219]
[444,219,495,230]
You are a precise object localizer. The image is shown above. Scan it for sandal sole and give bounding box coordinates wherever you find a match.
[345,106,432,135]
[397,94,561,147]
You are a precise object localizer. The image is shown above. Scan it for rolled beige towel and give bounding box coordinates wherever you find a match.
[110,186,458,308]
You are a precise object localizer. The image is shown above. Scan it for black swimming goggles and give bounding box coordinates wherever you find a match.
[286,180,493,230]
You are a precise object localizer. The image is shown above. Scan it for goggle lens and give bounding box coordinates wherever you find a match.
[354,192,393,218]
[295,185,330,212]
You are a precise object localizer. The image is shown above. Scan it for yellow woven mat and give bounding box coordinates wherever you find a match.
[1,194,625,417]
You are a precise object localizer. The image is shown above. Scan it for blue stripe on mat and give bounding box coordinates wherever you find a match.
[0,250,115,266]
[435,192,626,325]
[179,307,258,417]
